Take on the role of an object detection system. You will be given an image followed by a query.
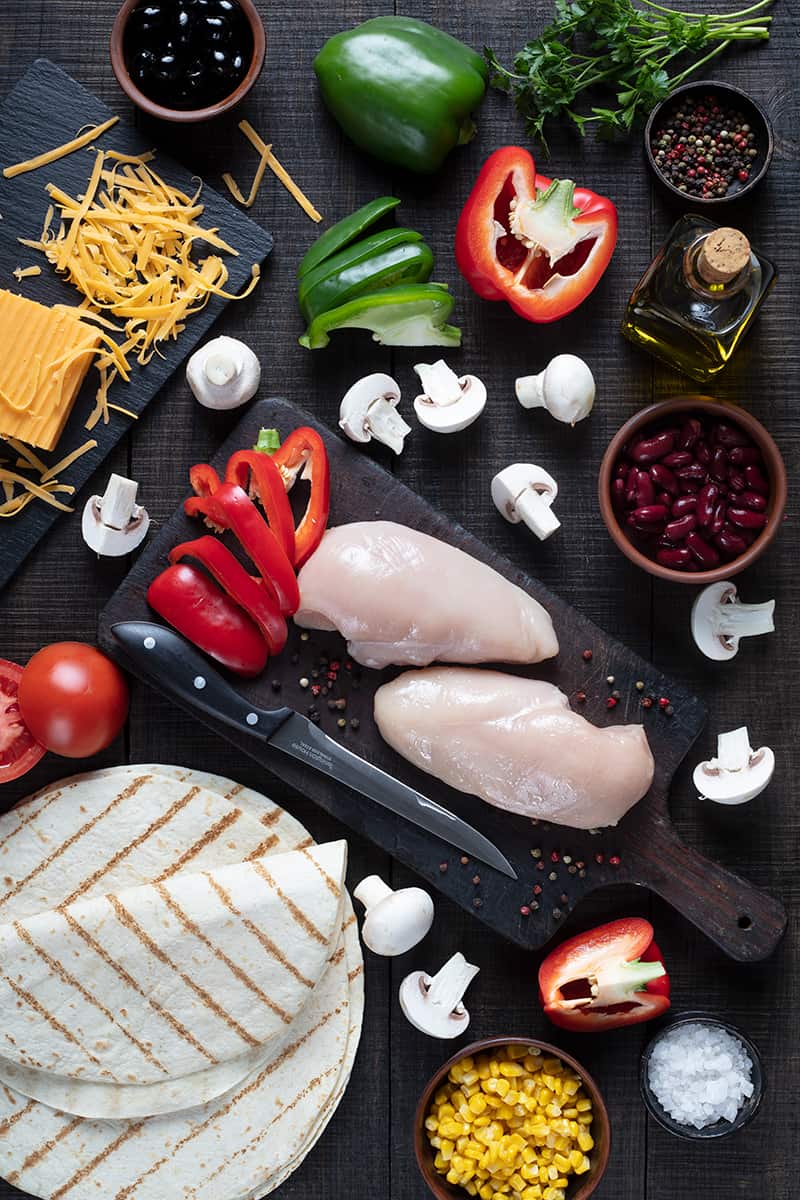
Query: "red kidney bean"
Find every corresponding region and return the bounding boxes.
[727,468,747,492]
[657,547,693,568]
[715,526,748,557]
[671,494,698,517]
[662,450,694,469]
[740,489,767,512]
[712,421,751,449]
[727,507,767,530]
[635,470,656,507]
[612,477,626,507]
[695,439,711,465]
[615,461,629,479]
[710,446,729,483]
[664,513,697,541]
[729,446,762,466]
[696,482,719,526]
[678,417,702,450]
[655,490,671,507]
[625,466,639,505]
[629,432,676,464]
[686,531,720,568]
[676,464,707,491]
[744,464,769,494]
[649,463,679,495]
[710,501,727,537]
[630,504,669,524]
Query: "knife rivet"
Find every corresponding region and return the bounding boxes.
[246,712,258,726]
[193,676,206,690]
[143,636,156,650]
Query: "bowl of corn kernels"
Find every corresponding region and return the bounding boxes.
[414,1038,610,1200]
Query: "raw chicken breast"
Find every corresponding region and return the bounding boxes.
[374,668,654,829]
[295,522,558,669]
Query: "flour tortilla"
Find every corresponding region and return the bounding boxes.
[0,767,363,1198]
[0,841,345,1084]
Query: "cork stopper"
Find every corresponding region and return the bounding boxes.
[697,228,751,285]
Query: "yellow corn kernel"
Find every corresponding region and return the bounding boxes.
[441,1139,455,1161]
[465,1184,477,1197]
[523,1054,541,1071]
[575,1098,592,1112]
[441,1120,467,1139]
[474,1116,492,1128]
[447,1169,461,1185]
[439,1103,456,1119]
[470,1094,488,1115]
[490,1060,501,1078]
[507,1044,528,1060]
[500,1062,524,1078]
[576,1156,591,1175]
[577,1130,594,1152]
[552,1154,571,1174]
[563,1108,578,1119]
[563,1079,580,1097]
[553,1179,568,1189]
[479,1187,494,1200]
[495,1078,511,1098]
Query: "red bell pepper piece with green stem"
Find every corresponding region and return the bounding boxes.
[224,450,296,563]
[168,536,287,656]
[184,483,300,615]
[269,427,331,568]
[538,917,670,1032]
[455,146,617,323]
[147,563,269,677]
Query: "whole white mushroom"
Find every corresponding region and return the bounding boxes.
[353,875,434,956]
[515,354,595,425]
[186,336,261,410]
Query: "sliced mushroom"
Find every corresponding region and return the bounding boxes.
[82,474,150,557]
[399,952,480,1038]
[491,463,560,541]
[693,726,775,805]
[515,354,595,426]
[338,373,410,455]
[413,359,486,433]
[186,336,261,410]
[691,580,775,661]
[353,875,434,956]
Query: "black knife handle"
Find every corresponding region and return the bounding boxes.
[111,621,293,741]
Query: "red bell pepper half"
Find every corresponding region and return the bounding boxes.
[539,918,670,1032]
[168,536,288,656]
[184,483,300,616]
[147,563,268,677]
[270,427,330,568]
[455,146,617,323]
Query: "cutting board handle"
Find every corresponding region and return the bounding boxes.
[627,816,786,962]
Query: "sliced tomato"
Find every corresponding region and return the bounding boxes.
[0,658,45,783]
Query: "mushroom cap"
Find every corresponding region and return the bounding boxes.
[398,971,470,1038]
[694,745,775,805]
[691,581,739,661]
[542,354,596,424]
[413,363,486,434]
[360,887,434,956]
[339,373,408,452]
[491,463,560,539]
[186,336,261,410]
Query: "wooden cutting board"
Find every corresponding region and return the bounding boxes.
[99,398,787,961]
[0,59,273,590]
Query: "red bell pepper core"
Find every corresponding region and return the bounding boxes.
[455,145,617,323]
[538,917,670,1032]
[271,427,331,568]
[147,563,268,677]
[184,483,300,616]
[224,450,296,564]
[168,536,288,656]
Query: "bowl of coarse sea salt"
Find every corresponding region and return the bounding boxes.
[640,1012,764,1139]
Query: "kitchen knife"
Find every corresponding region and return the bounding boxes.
[112,621,517,879]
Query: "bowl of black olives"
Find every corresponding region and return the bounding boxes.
[111,0,266,122]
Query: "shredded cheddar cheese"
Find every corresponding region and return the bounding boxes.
[224,121,322,222]
[12,265,42,281]
[2,117,120,178]
[0,437,96,517]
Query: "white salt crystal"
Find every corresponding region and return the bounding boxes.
[647,1021,754,1130]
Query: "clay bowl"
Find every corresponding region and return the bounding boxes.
[598,396,787,585]
[110,0,266,123]
[644,80,774,206]
[414,1036,611,1200]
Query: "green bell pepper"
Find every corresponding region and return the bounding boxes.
[297,196,400,280]
[299,284,462,350]
[314,17,488,174]
[298,228,428,321]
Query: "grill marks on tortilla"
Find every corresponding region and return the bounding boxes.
[0,1097,34,1135]
[300,845,342,898]
[0,788,62,852]
[60,911,217,1065]
[6,1116,83,1185]
[108,895,260,1048]
[0,973,105,1070]
[153,881,292,1025]
[250,859,328,945]
[50,1123,146,1200]
[154,807,241,881]
[11,922,170,1076]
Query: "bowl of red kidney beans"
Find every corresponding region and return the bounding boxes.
[598,397,787,583]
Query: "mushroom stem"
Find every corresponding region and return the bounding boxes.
[515,486,561,540]
[716,726,754,772]
[353,875,392,910]
[100,474,139,530]
[426,953,480,1014]
[515,373,546,410]
[712,596,775,641]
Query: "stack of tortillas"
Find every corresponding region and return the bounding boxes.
[0,764,363,1200]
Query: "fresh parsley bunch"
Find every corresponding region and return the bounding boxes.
[486,0,772,153]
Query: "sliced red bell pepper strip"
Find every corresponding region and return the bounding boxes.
[224,450,296,564]
[147,562,268,677]
[270,427,331,568]
[184,483,300,616]
[189,464,222,499]
[538,917,670,1032]
[168,536,287,656]
[455,145,617,323]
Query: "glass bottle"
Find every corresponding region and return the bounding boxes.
[621,214,776,382]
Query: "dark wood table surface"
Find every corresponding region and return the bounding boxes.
[1,2,797,1198]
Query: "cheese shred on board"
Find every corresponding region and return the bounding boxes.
[0,437,97,518]
[2,117,120,179]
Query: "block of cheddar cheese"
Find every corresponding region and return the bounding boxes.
[0,288,99,451]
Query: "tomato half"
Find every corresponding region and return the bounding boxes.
[0,658,46,783]
[19,643,129,759]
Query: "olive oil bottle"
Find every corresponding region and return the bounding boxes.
[621,214,776,382]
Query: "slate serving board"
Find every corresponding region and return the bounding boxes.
[0,59,273,590]
[100,398,787,961]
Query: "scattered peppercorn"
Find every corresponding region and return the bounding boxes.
[335,698,347,711]
[536,860,545,871]
[642,695,654,709]
[299,677,309,689]
[665,704,674,717]
[609,855,621,867]
[595,853,604,864]
[576,861,585,870]
[473,897,483,908]
[578,869,586,879]
[548,871,557,881]
[311,684,321,697]
[606,674,615,685]
[460,856,469,866]
[659,697,671,710]
[568,864,577,875]
[575,690,587,704]
[300,631,309,641]
[606,697,618,709]
[350,717,360,731]
[611,690,620,700]
[635,680,645,691]
[307,706,320,723]
[650,92,759,199]
[337,717,346,729]
[439,861,448,873]
[560,893,569,904]
[531,900,540,911]
[562,855,572,865]
[533,884,542,895]
[550,850,560,863]
[472,874,481,886]
[552,908,563,920]
[271,679,281,692]
[520,905,531,917]
[582,649,593,661]
[531,847,542,859]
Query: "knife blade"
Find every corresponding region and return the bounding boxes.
[111,621,517,879]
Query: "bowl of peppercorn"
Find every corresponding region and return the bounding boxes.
[645,81,773,205]
[111,0,266,123]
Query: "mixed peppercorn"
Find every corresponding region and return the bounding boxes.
[650,92,759,199]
